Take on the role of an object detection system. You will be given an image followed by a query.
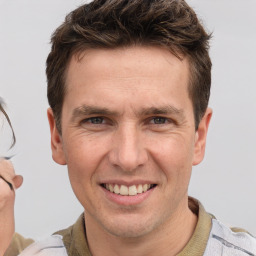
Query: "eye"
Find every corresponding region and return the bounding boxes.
[87,117,104,124]
[79,116,112,131]
[151,117,168,124]
[81,117,105,125]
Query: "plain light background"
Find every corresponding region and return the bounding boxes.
[0,0,255,239]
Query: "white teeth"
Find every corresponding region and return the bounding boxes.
[143,184,148,192]
[120,185,129,195]
[114,184,120,194]
[128,185,137,196]
[109,184,114,192]
[104,183,154,196]
[137,184,143,194]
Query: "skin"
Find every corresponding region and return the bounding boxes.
[0,158,23,256]
[48,46,212,256]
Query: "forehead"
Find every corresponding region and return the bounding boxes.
[64,46,191,111]
[67,46,189,86]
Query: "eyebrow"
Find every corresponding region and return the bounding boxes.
[72,105,185,120]
[71,105,120,121]
[138,105,184,117]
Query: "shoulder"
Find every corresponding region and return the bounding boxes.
[204,219,256,256]
[5,233,34,256]
[54,214,91,256]
[18,235,68,256]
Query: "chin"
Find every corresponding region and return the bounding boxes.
[106,225,152,238]
[100,214,160,239]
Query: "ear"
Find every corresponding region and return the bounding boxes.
[47,108,67,165]
[192,108,212,166]
[13,175,23,189]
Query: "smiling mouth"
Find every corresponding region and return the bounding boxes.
[101,183,157,196]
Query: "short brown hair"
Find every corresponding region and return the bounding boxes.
[0,98,16,148]
[47,0,211,132]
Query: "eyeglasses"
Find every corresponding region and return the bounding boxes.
[0,156,14,190]
[0,99,16,191]
[0,174,13,190]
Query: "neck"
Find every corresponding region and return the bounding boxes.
[85,197,198,256]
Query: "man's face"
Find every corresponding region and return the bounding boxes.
[48,46,211,238]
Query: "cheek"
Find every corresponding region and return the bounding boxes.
[151,134,194,165]
[145,136,194,214]
[63,134,110,184]
[65,141,100,209]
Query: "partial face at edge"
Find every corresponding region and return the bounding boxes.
[48,46,211,238]
[0,158,23,190]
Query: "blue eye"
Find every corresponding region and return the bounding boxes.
[152,117,167,124]
[89,117,104,124]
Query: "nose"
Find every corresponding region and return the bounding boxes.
[108,124,148,172]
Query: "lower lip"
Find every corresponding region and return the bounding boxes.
[101,186,156,206]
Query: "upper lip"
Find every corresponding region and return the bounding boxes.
[99,180,157,186]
